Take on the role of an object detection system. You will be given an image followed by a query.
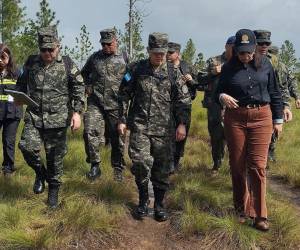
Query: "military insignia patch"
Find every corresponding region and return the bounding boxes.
[123,72,131,82]
[71,68,77,75]
[182,84,189,94]
[76,75,83,82]
[241,34,249,44]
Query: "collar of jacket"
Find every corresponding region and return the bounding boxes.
[98,49,120,57]
[37,53,63,64]
[147,59,168,73]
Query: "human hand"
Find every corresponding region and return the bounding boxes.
[118,123,127,135]
[219,94,239,109]
[71,112,81,131]
[283,107,293,122]
[176,124,186,141]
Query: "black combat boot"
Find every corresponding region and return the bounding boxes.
[212,159,222,175]
[86,163,101,180]
[33,165,46,194]
[47,184,60,209]
[2,165,15,177]
[153,187,168,222]
[136,182,150,217]
[113,168,123,182]
[174,156,182,171]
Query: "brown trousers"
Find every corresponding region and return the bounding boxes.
[224,105,273,218]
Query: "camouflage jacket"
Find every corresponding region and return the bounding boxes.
[287,67,300,100]
[118,59,191,136]
[268,53,290,107]
[16,54,85,129]
[81,50,127,110]
[169,60,197,100]
[197,53,227,108]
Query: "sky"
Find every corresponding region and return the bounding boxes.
[21,0,300,59]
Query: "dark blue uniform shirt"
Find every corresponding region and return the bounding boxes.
[216,55,283,121]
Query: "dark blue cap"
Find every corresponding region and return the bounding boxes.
[235,29,256,53]
[226,36,236,45]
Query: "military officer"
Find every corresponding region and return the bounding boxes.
[118,33,191,221]
[254,30,290,162]
[81,28,127,182]
[167,41,196,170]
[16,26,85,208]
[197,36,235,173]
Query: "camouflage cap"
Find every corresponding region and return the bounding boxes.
[38,25,59,49]
[148,32,168,53]
[268,45,279,55]
[100,28,116,43]
[168,42,181,52]
[253,30,272,43]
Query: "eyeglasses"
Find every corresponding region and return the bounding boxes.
[101,42,113,47]
[40,48,55,53]
[257,42,271,47]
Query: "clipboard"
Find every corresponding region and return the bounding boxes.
[4,89,39,108]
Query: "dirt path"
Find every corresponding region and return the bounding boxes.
[110,197,200,250]
[268,173,300,215]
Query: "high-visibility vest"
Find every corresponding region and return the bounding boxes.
[0,78,17,102]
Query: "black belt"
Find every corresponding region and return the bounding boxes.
[240,103,268,109]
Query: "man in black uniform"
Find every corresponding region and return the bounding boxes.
[167,42,197,170]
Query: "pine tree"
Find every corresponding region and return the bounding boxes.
[194,52,205,72]
[63,25,94,68]
[15,0,60,64]
[0,0,27,65]
[118,0,146,62]
[279,40,298,72]
[182,39,196,65]
[0,0,25,43]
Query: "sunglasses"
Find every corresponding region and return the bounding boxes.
[167,51,175,54]
[101,42,113,47]
[40,48,55,53]
[257,42,271,46]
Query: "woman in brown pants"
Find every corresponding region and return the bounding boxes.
[217,29,283,231]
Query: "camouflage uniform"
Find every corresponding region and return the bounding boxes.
[81,29,126,173]
[254,30,288,161]
[17,26,85,186]
[119,35,191,191]
[269,46,300,101]
[167,42,196,169]
[197,53,227,169]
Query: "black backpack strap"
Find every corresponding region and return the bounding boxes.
[122,50,129,64]
[179,60,189,75]
[62,55,72,77]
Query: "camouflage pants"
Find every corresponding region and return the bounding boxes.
[129,131,173,191]
[83,104,125,170]
[18,119,67,185]
[207,103,225,166]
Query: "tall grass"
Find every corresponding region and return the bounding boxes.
[168,94,300,249]
[0,93,300,249]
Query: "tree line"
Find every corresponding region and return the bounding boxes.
[1,0,299,80]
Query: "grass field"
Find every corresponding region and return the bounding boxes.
[0,93,300,249]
